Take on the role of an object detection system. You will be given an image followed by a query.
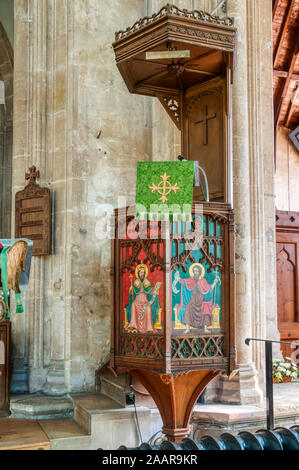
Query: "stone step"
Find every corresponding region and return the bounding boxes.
[8,392,163,449]
[10,394,74,420]
[71,393,162,450]
[100,372,157,409]
[100,373,127,407]
[39,418,91,450]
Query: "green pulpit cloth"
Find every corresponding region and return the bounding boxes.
[136,162,194,219]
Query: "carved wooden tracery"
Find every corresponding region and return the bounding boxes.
[112,202,235,375]
[115,3,234,41]
[120,238,165,274]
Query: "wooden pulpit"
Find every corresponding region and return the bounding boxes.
[110,203,236,441]
[110,4,237,442]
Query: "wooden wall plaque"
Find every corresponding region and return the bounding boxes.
[15,167,51,256]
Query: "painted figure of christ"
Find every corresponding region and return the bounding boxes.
[176,265,218,333]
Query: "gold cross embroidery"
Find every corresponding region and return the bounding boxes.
[149,173,180,203]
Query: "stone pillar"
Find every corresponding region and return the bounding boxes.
[209,0,261,405]
[12,0,153,395]
[211,0,278,404]
[247,0,281,375]
[11,0,32,393]
[13,0,68,395]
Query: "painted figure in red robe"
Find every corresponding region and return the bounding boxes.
[176,264,219,333]
[125,264,161,334]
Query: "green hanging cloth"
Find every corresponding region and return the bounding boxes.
[0,246,10,319]
[15,292,24,314]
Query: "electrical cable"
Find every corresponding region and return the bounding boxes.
[133,399,143,445]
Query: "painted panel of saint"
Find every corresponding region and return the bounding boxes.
[172,261,222,334]
[123,264,163,334]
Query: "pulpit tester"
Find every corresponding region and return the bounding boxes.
[109,4,238,442]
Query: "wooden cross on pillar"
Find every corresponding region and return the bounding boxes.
[195,105,217,146]
[25,166,40,186]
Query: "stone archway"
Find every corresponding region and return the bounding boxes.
[0,22,13,238]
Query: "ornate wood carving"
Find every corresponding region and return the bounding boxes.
[115,4,234,41]
[158,94,181,130]
[113,5,236,204]
[276,210,299,360]
[113,5,237,93]
[15,167,51,256]
[120,238,165,274]
[111,202,235,376]
[0,321,11,417]
[129,368,219,442]
[110,6,237,441]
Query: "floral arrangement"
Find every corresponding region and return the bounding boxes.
[273,358,299,383]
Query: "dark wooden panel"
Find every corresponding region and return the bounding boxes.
[276,210,299,360]
[277,243,296,323]
[15,167,51,256]
[0,321,11,417]
[183,78,227,201]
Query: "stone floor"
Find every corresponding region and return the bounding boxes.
[3,392,162,450]
[10,394,74,420]
[2,382,299,449]
[192,382,299,439]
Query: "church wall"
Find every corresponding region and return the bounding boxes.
[10,0,279,400]
[67,0,153,390]
[275,126,299,212]
[12,0,153,394]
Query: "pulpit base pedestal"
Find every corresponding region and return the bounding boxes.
[129,368,220,442]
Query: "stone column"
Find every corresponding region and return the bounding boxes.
[209,0,261,405]
[13,0,71,395]
[13,0,154,396]
[247,0,281,376]
[11,0,32,393]
[212,0,279,404]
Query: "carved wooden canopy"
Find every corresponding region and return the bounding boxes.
[113,4,237,99]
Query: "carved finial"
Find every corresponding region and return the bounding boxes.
[25,166,40,186]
